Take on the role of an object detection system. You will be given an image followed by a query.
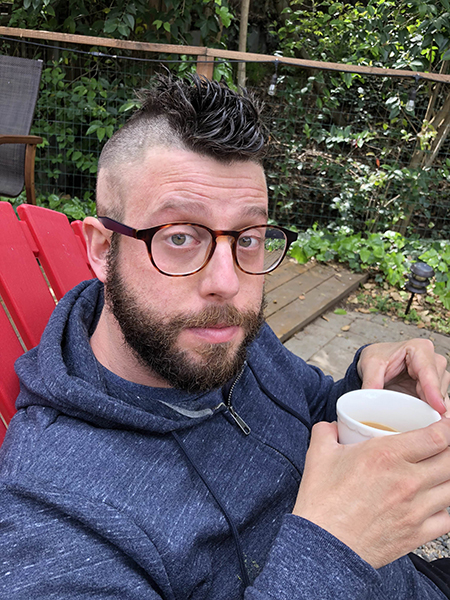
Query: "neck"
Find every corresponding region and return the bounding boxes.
[90,308,171,388]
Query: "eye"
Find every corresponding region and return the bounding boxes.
[238,231,262,249]
[171,233,189,246]
[238,236,253,248]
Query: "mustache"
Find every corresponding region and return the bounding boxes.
[170,304,253,330]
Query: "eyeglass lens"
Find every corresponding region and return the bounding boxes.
[150,225,287,275]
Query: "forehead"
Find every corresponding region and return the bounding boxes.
[121,147,268,227]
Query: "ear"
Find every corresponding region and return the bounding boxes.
[83,217,111,282]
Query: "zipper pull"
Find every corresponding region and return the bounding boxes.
[228,405,251,436]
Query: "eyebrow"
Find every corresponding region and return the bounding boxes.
[153,200,268,222]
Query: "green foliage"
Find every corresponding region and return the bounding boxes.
[275,0,450,69]
[1,193,96,221]
[29,54,144,201]
[264,1,450,237]
[9,0,234,48]
[289,226,450,308]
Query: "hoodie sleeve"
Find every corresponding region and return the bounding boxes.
[245,515,447,600]
[0,482,173,600]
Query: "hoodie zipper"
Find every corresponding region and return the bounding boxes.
[215,363,251,436]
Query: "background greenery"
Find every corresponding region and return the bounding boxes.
[1,0,450,316]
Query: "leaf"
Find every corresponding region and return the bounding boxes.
[117,24,129,36]
[124,14,135,29]
[341,325,351,331]
[334,308,347,315]
[104,19,118,33]
[85,123,99,136]
[96,128,106,142]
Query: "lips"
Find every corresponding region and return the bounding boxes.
[187,325,240,344]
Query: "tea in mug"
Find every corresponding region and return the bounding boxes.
[360,421,398,432]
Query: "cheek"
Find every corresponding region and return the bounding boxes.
[239,275,264,308]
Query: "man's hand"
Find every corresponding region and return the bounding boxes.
[357,339,450,414]
[293,419,450,569]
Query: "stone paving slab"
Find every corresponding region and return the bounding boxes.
[285,308,450,380]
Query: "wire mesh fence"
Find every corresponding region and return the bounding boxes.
[257,67,450,239]
[1,35,450,239]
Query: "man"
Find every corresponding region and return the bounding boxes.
[1,73,450,599]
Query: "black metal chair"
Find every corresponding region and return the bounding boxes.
[0,55,43,205]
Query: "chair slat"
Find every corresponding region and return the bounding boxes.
[0,303,23,423]
[0,202,56,349]
[17,205,93,300]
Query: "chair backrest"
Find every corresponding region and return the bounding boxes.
[0,55,43,197]
[0,202,95,443]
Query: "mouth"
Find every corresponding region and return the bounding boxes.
[186,324,241,344]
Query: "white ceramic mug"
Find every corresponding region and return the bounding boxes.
[336,389,441,444]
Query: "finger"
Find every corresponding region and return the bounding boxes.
[441,369,450,399]
[417,509,450,551]
[309,421,339,448]
[415,447,450,489]
[414,363,447,414]
[403,345,447,412]
[393,418,450,464]
[360,361,387,391]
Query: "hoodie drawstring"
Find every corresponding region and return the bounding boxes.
[171,430,251,589]
[171,362,311,592]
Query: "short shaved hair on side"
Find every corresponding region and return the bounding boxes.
[96,73,268,219]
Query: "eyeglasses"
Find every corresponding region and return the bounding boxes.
[98,216,298,277]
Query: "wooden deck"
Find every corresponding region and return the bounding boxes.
[265,260,368,342]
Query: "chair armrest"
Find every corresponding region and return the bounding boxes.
[0,135,43,145]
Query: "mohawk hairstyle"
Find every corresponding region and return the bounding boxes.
[96,73,267,218]
[127,73,267,162]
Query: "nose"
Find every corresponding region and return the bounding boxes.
[197,236,240,300]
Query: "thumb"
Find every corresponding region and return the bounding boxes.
[310,421,339,448]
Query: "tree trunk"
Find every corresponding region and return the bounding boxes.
[237,0,251,88]
[398,62,450,234]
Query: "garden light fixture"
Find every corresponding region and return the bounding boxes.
[268,60,279,96]
[405,261,434,315]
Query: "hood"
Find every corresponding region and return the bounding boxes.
[15,279,227,433]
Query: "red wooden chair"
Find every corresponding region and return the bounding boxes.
[0,202,95,443]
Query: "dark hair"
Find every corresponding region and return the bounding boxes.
[97,73,267,219]
[126,73,267,162]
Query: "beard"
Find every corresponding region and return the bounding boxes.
[104,237,265,393]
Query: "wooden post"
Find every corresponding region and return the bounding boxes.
[24,144,38,205]
[196,55,214,80]
[237,0,251,88]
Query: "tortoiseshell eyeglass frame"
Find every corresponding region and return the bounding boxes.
[97,216,298,277]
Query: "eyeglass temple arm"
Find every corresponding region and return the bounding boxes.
[283,228,298,246]
[97,216,138,239]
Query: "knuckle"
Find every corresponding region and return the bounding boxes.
[436,353,448,370]
[420,338,435,352]
[398,476,419,502]
[370,445,397,469]
[427,426,449,452]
